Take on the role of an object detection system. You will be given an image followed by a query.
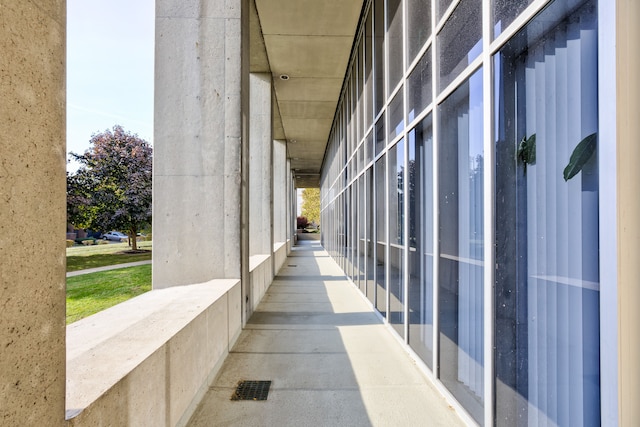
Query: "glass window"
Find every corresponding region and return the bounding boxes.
[350,185,358,282]
[375,113,386,155]
[375,155,387,316]
[350,75,357,153]
[407,48,432,124]
[494,1,599,425]
[365,7,374,129]
[388,139,405,337]
[436,0,454,22]
[407,0,431,64]
[388,88,404,142]
[387,0,404,95]
[374,0,385,115]
[345,186,353,279]
[366,130,374,165]
[492,0,534,39]
[358,175,366,294]
[437,0,482,92]
[366,166,376,304]
[358,41,364,142]
[438,68,484,425]
[408,115,434,369]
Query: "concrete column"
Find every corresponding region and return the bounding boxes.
[0,2,66,425]
[249,74,272,256]
[273,140,287,244]
[616,0,640,423]
[289,161,294,244]
[154,0,249,288]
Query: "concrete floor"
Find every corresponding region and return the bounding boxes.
[187,241,466,427]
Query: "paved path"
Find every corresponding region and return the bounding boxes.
[66,260,152,277]
[187,241,465,427]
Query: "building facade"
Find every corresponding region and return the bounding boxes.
[320,0,636,425]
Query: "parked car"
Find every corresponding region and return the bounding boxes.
[102,231,128,241]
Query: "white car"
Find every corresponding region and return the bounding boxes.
[102,231,128,241]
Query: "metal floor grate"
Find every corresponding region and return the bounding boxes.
[231,380,272,401]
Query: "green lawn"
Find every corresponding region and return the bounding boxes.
[66,241,152,271]
[66,265,151,324]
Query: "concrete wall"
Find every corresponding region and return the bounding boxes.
[0,2,67,425]
[616,0,640,423]
[248,255,273,312]
[66,280,241,427]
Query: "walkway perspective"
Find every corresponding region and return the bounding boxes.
[188,241,465,426]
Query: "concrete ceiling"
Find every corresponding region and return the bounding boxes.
[250,0,364,188]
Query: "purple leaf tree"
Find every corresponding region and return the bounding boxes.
[68,125,152,251]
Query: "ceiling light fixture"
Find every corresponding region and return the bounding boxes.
[279,74,290,81]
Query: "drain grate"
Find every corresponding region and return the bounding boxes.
[287,264,297,267]
[231,380,271,401]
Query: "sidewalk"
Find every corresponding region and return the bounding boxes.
[66,260,152,278]
[187,241,465,426]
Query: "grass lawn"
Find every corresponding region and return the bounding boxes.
[66,265,151,324]
[66,241,152,272]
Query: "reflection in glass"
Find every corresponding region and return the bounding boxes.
[438,68,484,425]
[374,0,385,115]
[375,155,387,316]
[388,89,405,142]
[357,42,364,142]
[437,0,482,92]
[436,0,454,21]
[358,175,366,294]
[366,166,376,304]
[494,1,600,425]
[375,114,386,155]
[407,48,432,124]
[365,7,373,129]
[352,184,358,284]
[492,0,533,39]
[389,139,405,337]
[408,115,433,369]
[366,131,374,165]
[345,189,351,278]
[387,0,404,95]
[407,0,431,64]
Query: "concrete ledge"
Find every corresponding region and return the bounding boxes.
[249,254,273,311]
[66,279,241,427]
[296,231,320,240]
[274,241,288,273]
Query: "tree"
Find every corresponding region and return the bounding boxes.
[301,188,320,226]
[297,216,308,229]
[68,125,152,251]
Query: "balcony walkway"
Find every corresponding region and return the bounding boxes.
[187,241,466,426]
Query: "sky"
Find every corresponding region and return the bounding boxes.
[67,0,155,172]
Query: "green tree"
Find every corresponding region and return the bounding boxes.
[67,125,152,251]
[301,188,320,226]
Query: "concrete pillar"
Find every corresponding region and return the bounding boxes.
[0,2,66,425]
[154,0,249,288]
[249,74,272,256]
[273,140,287,244]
